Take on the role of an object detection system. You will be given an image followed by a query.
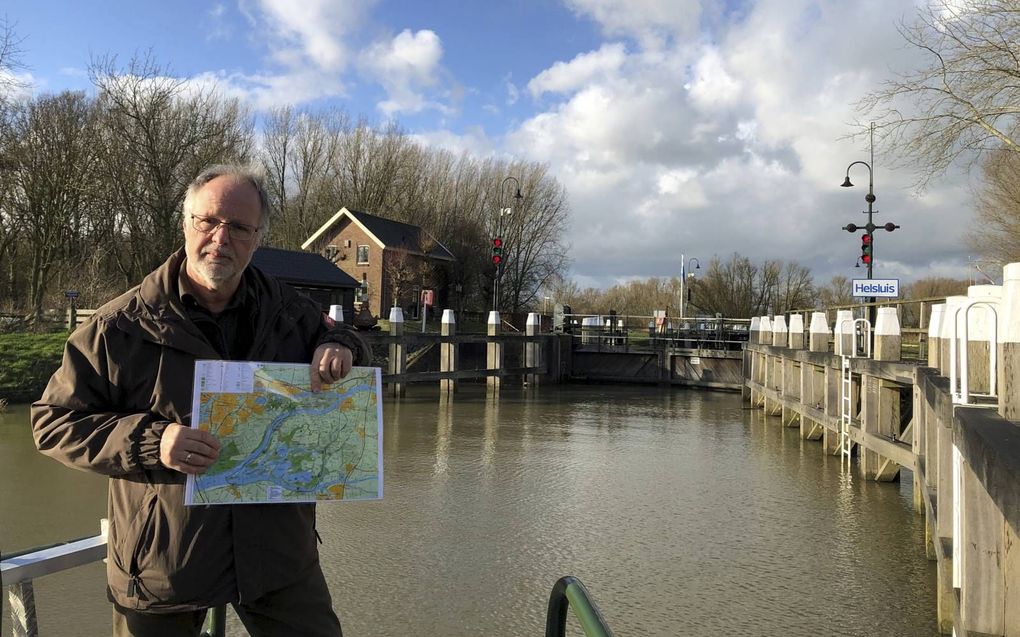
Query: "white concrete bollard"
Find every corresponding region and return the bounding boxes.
[939,295,967,378]
[998,264,1020,421]
[809,312,830,353]
[834,310,854,356]
[328,304,344,323]
[388,306,405,397]
[772,315,788,347]
[927,303,944,370]
[787,314,805,349]
[487,311,502,391]
[874,307,901,361]
[962,285,1001,395]
[440,309,457,394]
[759,316,772,345]
[526,312,541,387]
[749,316,761,345]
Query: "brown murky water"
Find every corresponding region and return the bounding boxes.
[1,385,936,636]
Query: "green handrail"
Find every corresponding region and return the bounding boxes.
[545,576,614,637]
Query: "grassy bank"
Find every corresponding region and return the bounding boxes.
[0,332,67,404]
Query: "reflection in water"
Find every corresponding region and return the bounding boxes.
[434,394,452,476]
[2,386,936,637]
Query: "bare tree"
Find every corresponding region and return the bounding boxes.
[262,106,344,248]
[90,53,253,284]
[6,92,100,320]
[967,149,1020,266]
[689,253,814,318]
[0,17,27,104]
[856,1,1020,186]
[816,275,855,308]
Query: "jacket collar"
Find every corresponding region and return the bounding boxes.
[122,248,289,359]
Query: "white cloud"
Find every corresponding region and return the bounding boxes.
[499,0,976,286]
[565,0,702,48]
[687,47,741,110]
[527,43,627,97]
[360,29,445,115]
[257,0,374,71]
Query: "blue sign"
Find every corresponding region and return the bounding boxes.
[851,279,899,298]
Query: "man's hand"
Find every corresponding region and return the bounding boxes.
[160,423,221,475]
[310,343,354,392]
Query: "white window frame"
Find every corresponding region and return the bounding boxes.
[356,244,370,264]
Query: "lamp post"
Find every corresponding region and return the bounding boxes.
[493,176,523,313]
[840,125,900,280]
[679,255,700,319]
[840,125,900,320]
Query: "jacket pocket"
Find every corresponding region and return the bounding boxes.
[111,486,159,605]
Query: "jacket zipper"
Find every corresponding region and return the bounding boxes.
[127,491,159,600]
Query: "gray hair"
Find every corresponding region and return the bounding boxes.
[183,164,271,239]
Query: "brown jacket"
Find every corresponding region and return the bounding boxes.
[31,249,371,612]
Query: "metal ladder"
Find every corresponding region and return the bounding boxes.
[839,355,853,459]
[837,318,872,459]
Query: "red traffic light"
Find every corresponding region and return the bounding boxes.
[862,234,872,245]
[861,255,871,264]
[492,255,502,265]
[492,238,503,248]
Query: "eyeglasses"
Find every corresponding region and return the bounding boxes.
[190,214,260,242]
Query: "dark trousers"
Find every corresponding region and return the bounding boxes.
[112,565,342,637]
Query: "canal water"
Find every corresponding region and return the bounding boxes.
[1,385,936,636]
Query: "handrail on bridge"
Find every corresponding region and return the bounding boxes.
[1,527,225,637]
[545,576,615,637]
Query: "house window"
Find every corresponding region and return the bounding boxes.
[344,239,352,248]
[356,245,369,264]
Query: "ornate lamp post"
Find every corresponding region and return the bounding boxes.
[840,125,900,320]
[492,176,523,313]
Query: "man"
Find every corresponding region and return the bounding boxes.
[32,165,370,636]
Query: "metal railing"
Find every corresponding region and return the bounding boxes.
[5,532,612,637]
[545,576,614,637]
[1,526,224,637]
[563,313,751,352]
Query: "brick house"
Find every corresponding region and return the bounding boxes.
[301,208,456,319]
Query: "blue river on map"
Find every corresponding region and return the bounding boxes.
[196,383,375,495]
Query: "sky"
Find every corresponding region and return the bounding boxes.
[2,0,990,289]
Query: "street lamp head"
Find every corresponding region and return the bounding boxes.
[841,176,854,188]
[513,187,523,201]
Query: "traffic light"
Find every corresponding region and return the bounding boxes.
[861,233,872,265]
[491,237,503,265]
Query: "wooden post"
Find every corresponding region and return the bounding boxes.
[525,312,540,387]
[388,307,405,397]
[927,303,944,371]
[440,309,457,395]
[939,295,966,379]
[759,316,773,413]
[964,285,1001,395]
[1000,263,1020,421]
[746,316,761,403]
[487,310,502,393]
[787,314,804,350]
[834,310,853,356]
[808,312,829,353]
[749,316,760,346]
[771,314,787,347]
[862,307,901,481]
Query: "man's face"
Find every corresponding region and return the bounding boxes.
[183,175,262,292]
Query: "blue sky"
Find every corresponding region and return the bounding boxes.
[3,0,987,289]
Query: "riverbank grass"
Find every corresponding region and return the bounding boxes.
[0,332,67,404]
